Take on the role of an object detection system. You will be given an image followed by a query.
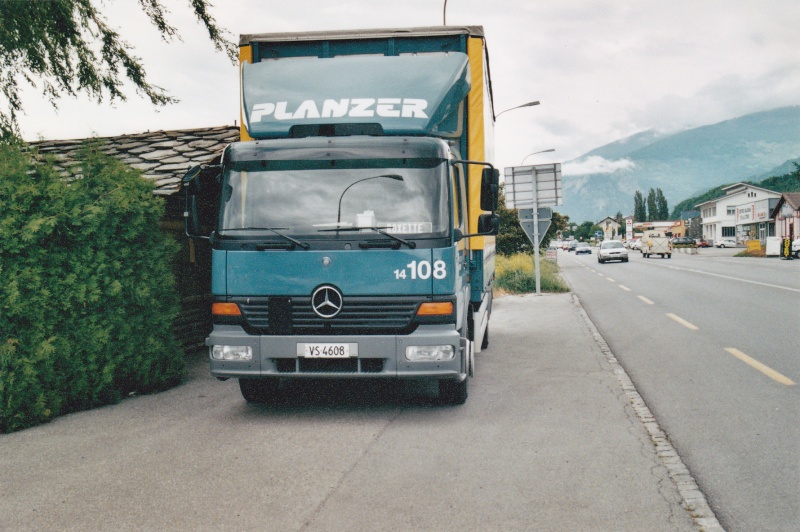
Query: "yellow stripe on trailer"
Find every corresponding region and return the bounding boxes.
[239,45,254,142]
[466,36,495,249]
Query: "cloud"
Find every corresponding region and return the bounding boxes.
[563,156,636,176]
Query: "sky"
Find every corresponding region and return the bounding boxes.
[13,0,800,173]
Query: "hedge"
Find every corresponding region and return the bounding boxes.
[0,142,183,433]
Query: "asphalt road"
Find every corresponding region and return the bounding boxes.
[1,292,697,531]
[559,246,800,532]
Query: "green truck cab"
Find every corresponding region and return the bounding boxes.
[184,26,498,404]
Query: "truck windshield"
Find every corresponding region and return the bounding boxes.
[218,160,449,238]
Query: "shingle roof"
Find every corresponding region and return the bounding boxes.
[28,125,239,196]
[783,192,800,210]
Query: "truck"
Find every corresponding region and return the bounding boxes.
[183,26,500,404]
[639,227,672,258]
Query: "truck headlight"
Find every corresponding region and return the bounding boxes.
[405,345,455,361]
[211,345,253,361]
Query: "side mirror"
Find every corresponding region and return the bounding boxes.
[480,167,500,212]
[477,213,500,235]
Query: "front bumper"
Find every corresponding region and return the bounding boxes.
[206,324,467,381]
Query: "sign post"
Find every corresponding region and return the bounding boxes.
[504,163,563,295]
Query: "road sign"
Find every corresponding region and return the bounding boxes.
[504,163,562,296]
[518,208,552,247]
[503,164,563,209]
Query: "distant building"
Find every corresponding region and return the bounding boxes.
[680,210,702,239]
[770,192,800,241]
[597,216,621,240]
[696,183,782,245]
[631,220,684,236]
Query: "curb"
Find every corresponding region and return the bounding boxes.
[570,293,725,531]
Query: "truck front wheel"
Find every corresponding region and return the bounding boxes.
[439,377,468,405]
[239,378,279,404]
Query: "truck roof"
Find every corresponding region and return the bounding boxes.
[240,26,484,46]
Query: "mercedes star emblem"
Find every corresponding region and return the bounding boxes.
[311,285,343,319]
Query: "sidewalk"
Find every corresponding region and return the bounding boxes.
[485,292,722,531]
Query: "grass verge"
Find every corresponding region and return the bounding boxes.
[496,253,570,294]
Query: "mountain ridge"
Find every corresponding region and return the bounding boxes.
[557,106,800,223]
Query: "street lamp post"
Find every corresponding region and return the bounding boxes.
[495,100,540,120]
[520,149,555,166]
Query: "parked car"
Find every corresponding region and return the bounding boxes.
[575,242,592,255]
[671,236,695,246]
[598,240,629,263]
[715,238,737,248]
[792,238,800,258]
[695,239,710,248]
[627,239,641,251]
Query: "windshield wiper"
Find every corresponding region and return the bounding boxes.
[319,225,416,249]
[221,227,309,250]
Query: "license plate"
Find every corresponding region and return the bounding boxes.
[299,343,354,358]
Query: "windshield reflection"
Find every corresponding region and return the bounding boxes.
[218,163,448,237]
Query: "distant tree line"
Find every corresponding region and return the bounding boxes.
[633,187,669,221]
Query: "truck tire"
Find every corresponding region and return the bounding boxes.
[239,378,279,404]
[439,377,468,405]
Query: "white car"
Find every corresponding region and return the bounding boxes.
[598,240,629,263]
[715,238,737,248]
[792,238,800,258]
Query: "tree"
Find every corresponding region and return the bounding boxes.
[633,190,646,222]
[1,142,183,432]
[614,211,624,238]
[496,188,532,256]
[0,0,236,139]
[545,210,569,247]
[574,221,601,241]
[655,188,669,220]
[646,188,657,221]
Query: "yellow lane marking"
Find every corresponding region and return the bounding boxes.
[667,313,699,330]
[619,285,631,291]
[724,348,796,386]
[638,295,654,305]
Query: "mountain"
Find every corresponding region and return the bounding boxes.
[557,106,800,223]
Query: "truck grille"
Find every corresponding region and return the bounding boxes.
[275,358,385,374]
[234,296,423,335]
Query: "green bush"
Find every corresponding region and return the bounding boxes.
[496,254,569,294]
[0,142,183,433]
